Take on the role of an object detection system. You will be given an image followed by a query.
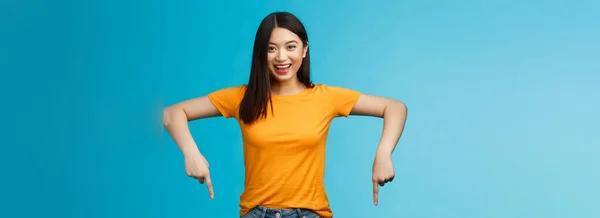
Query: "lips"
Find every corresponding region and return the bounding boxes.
[274,64,291,69]
[274,64,292,75]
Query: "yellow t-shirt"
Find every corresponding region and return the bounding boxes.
[207,84,361,218]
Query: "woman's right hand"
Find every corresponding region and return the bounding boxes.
[184,152,214,199]
[163,95,223,200]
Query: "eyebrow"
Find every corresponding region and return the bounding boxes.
[269,40,299,45]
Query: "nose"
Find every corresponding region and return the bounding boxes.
[275,50,287,61]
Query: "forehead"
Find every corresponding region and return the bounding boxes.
[269,27,301,44]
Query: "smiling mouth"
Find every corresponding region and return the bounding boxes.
[275,64,291,69]
[274,64,292,74]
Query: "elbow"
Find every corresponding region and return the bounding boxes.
[163,107,173,128]
[381,99,407,118]
[398,100,407,111]
[399,101,408,115]
[163,106,183,128]
[391,100,407,115]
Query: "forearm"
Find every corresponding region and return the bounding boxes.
[376,101,408,156]
[163,107,201,156]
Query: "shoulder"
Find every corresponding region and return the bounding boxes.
[206,84,247,118]
[208,84,247,97]
[309,83,361,96]
[309,84,362,117]
[207,84,247,105]
[219,84,248,92]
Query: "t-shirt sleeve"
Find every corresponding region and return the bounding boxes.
[326,85,362,117]
[207,85,246,119]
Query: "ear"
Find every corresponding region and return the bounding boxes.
[303,43,308,58]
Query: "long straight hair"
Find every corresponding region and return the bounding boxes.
[239,12,313,125]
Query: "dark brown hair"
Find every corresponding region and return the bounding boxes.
[239,12,313,125]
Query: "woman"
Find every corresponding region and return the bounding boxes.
[163,11,408,218]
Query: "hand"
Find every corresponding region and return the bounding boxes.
[184,152,214,199]
[372,152,395,206]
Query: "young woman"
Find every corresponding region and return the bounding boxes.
[163,12,408,218]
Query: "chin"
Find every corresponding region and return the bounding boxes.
[269,70,298,83]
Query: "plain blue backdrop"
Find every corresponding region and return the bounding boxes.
[2,0,599,217]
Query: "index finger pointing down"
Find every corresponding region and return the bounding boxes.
[206,176,214,199]
[373,181,379,206]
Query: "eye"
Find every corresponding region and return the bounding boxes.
[287,45,297,50]
[268,46,276,52]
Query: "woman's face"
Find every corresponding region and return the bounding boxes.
[267,27,307,83]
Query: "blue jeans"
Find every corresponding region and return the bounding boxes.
[241,206,322,218]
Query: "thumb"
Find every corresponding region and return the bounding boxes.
[373,181,379,206]
[206,176,214,199]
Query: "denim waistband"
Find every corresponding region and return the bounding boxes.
[244,205,320,218]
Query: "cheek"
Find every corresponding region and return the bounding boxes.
[290,51,304,64]
[267,53,275,64]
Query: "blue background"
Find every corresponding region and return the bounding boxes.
[1,0,599,217]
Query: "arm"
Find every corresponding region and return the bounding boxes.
[164,95,222,199]
[163,96,222,157]
[349,93,408,206]
[350,94,408,156]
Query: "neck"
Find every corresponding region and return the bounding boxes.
[271,78,305,96]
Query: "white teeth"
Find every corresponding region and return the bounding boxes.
[275,64,291,69]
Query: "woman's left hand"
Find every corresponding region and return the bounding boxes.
[372,152,395,206]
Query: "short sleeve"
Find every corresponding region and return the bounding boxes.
[325,85,362,117]
[207,85,246,119]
